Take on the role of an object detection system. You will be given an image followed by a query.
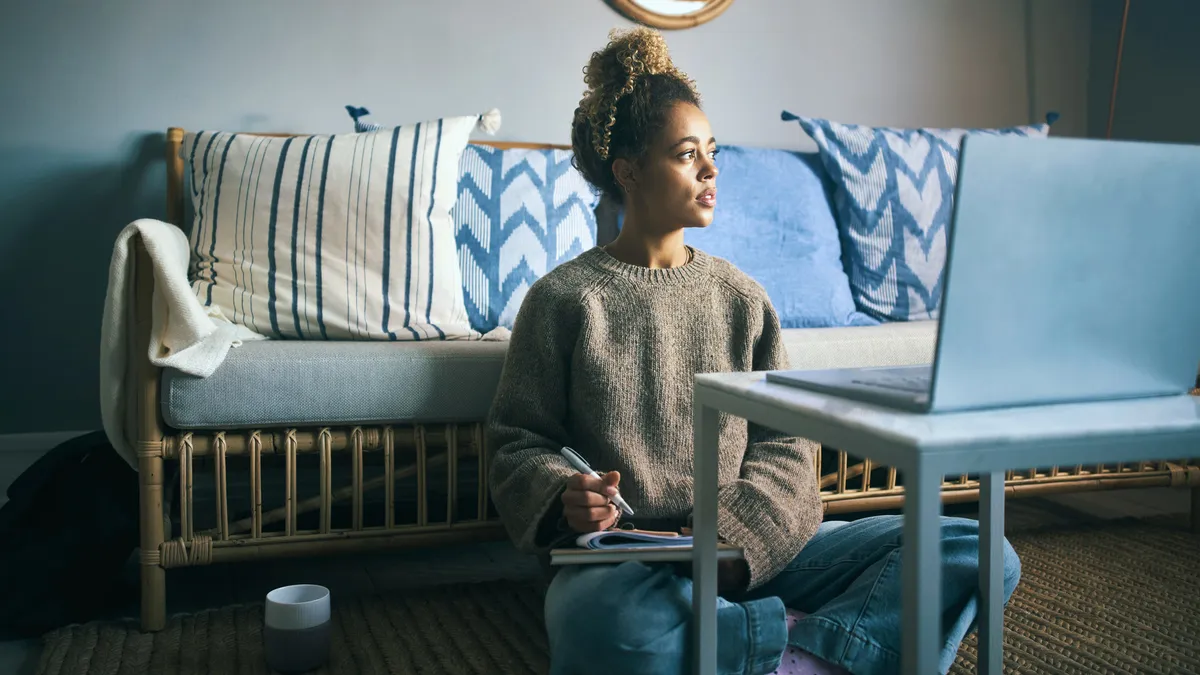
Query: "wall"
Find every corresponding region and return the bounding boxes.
[0,0,1092,434]
[1088,0,1200,144]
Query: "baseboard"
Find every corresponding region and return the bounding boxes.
[0,431,92,454]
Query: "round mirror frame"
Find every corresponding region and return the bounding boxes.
[607,0,735,30]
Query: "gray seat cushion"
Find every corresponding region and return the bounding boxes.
[161,340,508,430]
[162,322,939,430]
[780,320,937,370]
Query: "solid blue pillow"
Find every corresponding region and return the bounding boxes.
[618,145,874,328]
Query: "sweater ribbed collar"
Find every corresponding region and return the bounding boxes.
[583,245,711,285]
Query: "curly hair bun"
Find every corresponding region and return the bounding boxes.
[577,27,698,161]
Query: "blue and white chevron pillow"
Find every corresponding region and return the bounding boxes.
[784,111,1056,322]
[347,106,600,334]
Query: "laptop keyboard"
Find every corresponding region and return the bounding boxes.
[850,372,930,392]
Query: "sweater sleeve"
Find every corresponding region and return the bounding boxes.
[485,280,579,554]
[715,300,824,589]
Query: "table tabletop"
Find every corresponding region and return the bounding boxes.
[695,372,1200,473]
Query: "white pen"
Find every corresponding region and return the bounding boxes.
[559,446,635,516]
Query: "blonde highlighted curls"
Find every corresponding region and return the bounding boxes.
[577,27,699,161]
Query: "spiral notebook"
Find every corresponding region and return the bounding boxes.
[549,529,743,566]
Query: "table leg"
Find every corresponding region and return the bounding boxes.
[692,399,720,675]
[902,466,942,675]
[979,471,1006,674]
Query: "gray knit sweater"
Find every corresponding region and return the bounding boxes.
[486,246,823,589]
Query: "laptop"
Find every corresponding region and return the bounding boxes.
[766,134,1200,413]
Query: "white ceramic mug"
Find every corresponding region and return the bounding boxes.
[263,584,331,673]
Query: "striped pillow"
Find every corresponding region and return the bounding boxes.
[183,113,493,341]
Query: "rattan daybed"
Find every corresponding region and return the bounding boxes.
[124,127,1200,632]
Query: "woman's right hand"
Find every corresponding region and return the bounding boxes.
[561,471,622,533]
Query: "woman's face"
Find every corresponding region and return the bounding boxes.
[619,102,719,231]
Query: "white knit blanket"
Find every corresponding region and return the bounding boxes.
[100,219,264,468]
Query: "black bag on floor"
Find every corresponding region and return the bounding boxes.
[0,431,139,638]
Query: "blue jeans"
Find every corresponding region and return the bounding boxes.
[543,515,1021,675]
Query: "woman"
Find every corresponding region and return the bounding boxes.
[487,27,1021,675]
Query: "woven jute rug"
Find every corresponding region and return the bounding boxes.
[37,513,1200,675]
[949,514,1200,675]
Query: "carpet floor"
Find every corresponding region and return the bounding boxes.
[36,513,1200,674]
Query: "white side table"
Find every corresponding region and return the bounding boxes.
[690,372,1200,675]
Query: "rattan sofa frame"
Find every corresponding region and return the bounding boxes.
[126,127,1200,632]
